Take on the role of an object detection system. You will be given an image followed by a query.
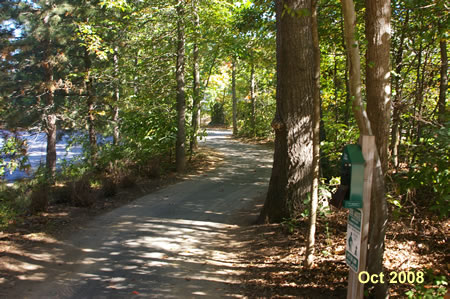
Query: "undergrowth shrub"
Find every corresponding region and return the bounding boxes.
[140,158,161,179]
[0,182,28,228]
[102,176,117,197]
[29,184,49,213]
[392,123,449,219]
[120,174,137,189]
[68,175,96,207]
[0,133,30,179]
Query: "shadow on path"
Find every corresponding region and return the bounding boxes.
[1,129,273,298]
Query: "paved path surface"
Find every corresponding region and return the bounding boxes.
[2,129,273,298]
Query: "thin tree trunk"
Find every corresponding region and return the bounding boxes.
[365,0,391,297]
[416,45,431,144]
[438,37,448,123]
[232,59,238,135]
[341,9,351,125]
[42,56,57,180]
[341,0,372,135]
[411,38,428,164]
[134,55,139,95]
[203,45,219,89]
[305,0,321,268]
[333,52,339,122]
[342,2,389,298]
[190,0,200,155]
[391,106,400,169]
[343,58,351,125]
[221,86,226,103]
[46,114,57,179]
[259,0,314,223]
[113,46,120,145]
[410,39,422,142]
[84,48,97,163]
[250,62,256,137]
[390,10,408,170]
[175,1,186,172]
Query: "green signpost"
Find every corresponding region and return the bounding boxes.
[342,144,365,209]
[344,136,375,299]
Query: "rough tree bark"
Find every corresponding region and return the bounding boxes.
[365,0,391,297]
[232,59,238,135]
[305,0,321,268]
[259,0,314,223]
[189,0,200,155]
[366,0,391,174]
[175,1,186,172]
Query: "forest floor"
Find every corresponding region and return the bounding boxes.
[0,129,448,298]
[235,209,449,298]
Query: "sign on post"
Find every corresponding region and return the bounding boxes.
[346,208,362,273]
[346,135,375,299]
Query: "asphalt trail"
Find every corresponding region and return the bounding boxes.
[3,129,273,298]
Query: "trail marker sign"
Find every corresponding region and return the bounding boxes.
[346,208,362,273]
[346,135,375,299]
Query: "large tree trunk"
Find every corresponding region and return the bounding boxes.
[438,37,448,123]
[189,0,200,155]
[305,0,321,268]
[365,0,391,297]
[259,0,314,223]
[175,1,186,172]
[113,46,120,145]
[232,59,238,135]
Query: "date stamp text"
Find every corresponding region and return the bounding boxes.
[358,271,424,284]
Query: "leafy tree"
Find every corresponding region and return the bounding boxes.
[6,0,77,179]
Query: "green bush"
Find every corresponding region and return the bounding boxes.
[0,134,30,179]
[394,122,450,218]
[405,268,448,299]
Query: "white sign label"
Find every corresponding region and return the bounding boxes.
[346,208,362,273]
